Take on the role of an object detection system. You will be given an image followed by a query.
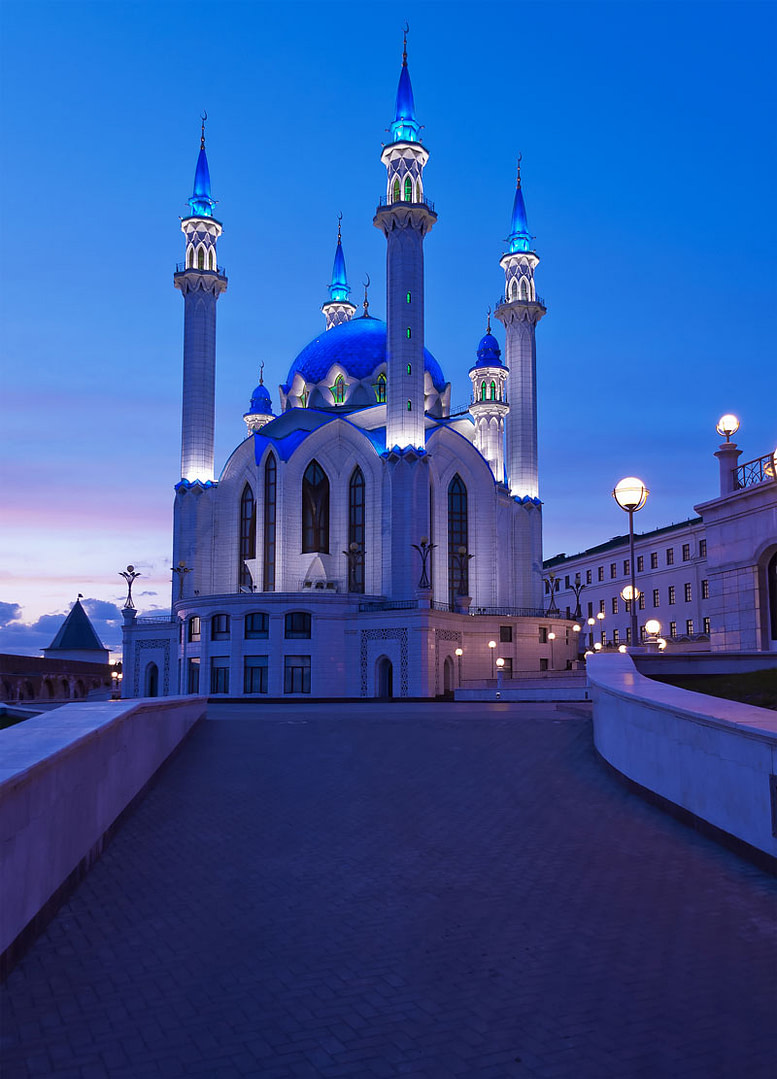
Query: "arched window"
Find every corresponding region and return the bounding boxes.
[375,373,387,403]
[448,474,469,607]
[208,249,214,270]
[404,176,413,201]
[510,278,518,300]
[263,453,276,591]
[197,246,205,270]
[187,247,194,268]
[348,467,365,593]
[520,277,530,300]
[481,381,487,401]
[416,180,422,202]
[393,177,401,202]
[239,484,256,590]
[332,374,345,404]
[302,459,330,553]
[490,381,497,400]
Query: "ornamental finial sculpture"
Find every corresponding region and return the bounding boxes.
[172,560,193,601]
[411,536,437,590]
[119,564,141,610]
[200,110,207,150]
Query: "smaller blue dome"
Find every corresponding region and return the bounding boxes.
[475,331,502,368]
[248,381,273,415]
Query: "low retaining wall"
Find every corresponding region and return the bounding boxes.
[587,654,777,862]
[0,696,206,970]
[634,651,777,678]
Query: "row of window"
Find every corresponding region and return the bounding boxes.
[188,655,311,696]
[186,245,215,271]
[329,373,388,405]
[558,540,707,588]
[391,176,422,203]
[186,611,311,643]
[588,617,710,646]
[477,380,504,402]
[597,580,710,616]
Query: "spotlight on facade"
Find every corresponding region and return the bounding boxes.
[716,414,740,442]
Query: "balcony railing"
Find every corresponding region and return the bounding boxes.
[135,615,175,625]
[494,294,545,309]
[358,599,419,612]
[735,451,777,489]
[175,262,227,276]
[377,195,435,214]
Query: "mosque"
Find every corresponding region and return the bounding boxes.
[122,38,579,698]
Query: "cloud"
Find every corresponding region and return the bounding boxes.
[0,602,22,627]
[81,598,122,622]
[0,598,123,658]
[139,590,158,597]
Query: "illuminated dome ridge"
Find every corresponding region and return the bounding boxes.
[283,315,446,391]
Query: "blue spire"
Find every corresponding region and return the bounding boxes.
[389,26,420,143]
[328,216,350,302]
[507,157,532,253]
[187,114,215,218]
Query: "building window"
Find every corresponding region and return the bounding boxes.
[668,586,676,605]
[211,614,230,640]
[601,631,606,645]
[686,619,694,636]
[682,543,691,561]
[565,575,570,589]
[188,616,201,642]
[197,246,205,270]
[599,599,605,614]
[244,656,268,694]
[407,400,412,411]
[640,625,646,641]
[539,657,548,671]
[245,612,269,639]
[703,617,710,634]
[699,539,707,557]
[500,625,513,643]
[652,588,660,608]
[490,380,497,400]
[610,562,617,579]
[625,627,632,644]
[239,484,256,590]
[406,327,411,339]
[702,579,709,599]
[586,569,592,584]
[302,459,330,553]
[208,249,214,270]
[263,453,277,591]
[284,655,311,694]
[598,566,604,582]
[447,474,469,607]
[285,611,311,639]
[625,598,632,615]
[539,627,548,644]
[392,178,400,202]
[404,176,412,201]
[348,467,365,594]
[187,658,200,694]
[332,374,346,404]
[587,601,593,618]
[669,621,677,637]
[684,582,692,602]
[666,548,674,565]
[650,552,658,569]
[210,657,229,695]
[611,597,618,614]
[637,555,644,572]
[406,292,411,303]
[638,593,645,610]
[375,373,387,403]
[613,629,619,644]
[623,560,630,575]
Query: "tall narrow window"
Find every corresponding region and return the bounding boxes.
[302,459,330,553]
[263,453,276,591]
[510,278,518,300]
[239,484,256,590]
[404,176,412,201]
[348,467,365,594]
[490,380,496,400]
[208,249,214,270]
[416,180,422,202]
[375,373,387,403]
[520,277,529,299]
[332,374,345,404]
[187,247,194,268]
[197,246,205,269]
[448,474,468,607]
[393,178,401,202]
[481,381,487,401]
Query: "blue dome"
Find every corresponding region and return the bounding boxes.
[248,382,273,415]
[474,331,502,368]
[284,316,446,392]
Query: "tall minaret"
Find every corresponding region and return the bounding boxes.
[494,159,546,498]
[173,116,227,483]
[322,216,356,330]
[468,312,509,484]
[373,29,436,451]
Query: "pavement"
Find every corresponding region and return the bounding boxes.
[2,700,776,1078]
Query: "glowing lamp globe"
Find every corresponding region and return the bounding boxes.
[455,648,463,657]
[645,618,661,636]
[572,624,581,633]
[587,617,595,627]
[657,638,667,651]
[584,650,594,658]
[488,640,496,649]
[621,585,640,602]
[597,611,605,621]
[495,657,505,668]
[618,645,628,653]
[613,477,648,512]
[716,414,740,441]
[548,632,556,641]
[593,642,603,651]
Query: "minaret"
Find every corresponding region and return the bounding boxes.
[373,29,436,451]
[322,216,356,330]
[468,312,509,484]
[243,363,275,435]
[173,116,227,483]
[494,159,546,498]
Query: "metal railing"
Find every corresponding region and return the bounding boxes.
[135,615,175,625]
[377,195,435,213]
[735,451,777,489]
[494,294,545,309]
[468,605,548,618]
[358,599,419,612]
[175,262,227,275]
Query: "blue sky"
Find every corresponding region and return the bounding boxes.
[1,1,775,656]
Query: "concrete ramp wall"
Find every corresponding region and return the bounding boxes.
[0,696,206,969]
[587,653,777,861]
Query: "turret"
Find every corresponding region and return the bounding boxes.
[468,312,509,484]
[494,158,545,499]
[322,216,356,330]
[244,364,275,435]
[173,116,227,484]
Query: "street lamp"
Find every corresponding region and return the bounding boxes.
[572,623,581,660]
[612,476,648,648]
[495,656,505,697]
[597,610,605,648]
[548,631,556,670]
[716,414,740,442]
[645,618,661,646]
[488,639,496,679]
[587,616,596,651]
[455,647,463,687]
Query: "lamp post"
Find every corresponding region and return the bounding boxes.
[596,610,605,649]
[495,656,505,698]
[488,639,496,679]
[455,647,463,687]
[645,618,661,651]
[119,564,141,609]
[572,623,582,660]
[570,573,585,621]
[172,560,193,601]
[621,584,641,644]
[587,616,596,651]
[612,476,648,648]
[542,571,560,615]
[411,537,436,589]
[548,631,556,670]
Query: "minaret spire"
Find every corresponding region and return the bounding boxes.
[322,214,356,330]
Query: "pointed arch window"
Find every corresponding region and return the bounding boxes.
[208,249,214,270]
[404,176,413,201]
[448,474,469,607]
[331,374,346,404]
[510,278,518,300]
[375,373,387,403]
[302,460,330,553]
[197,246,205,270]
[263,453,276,591]
[392,178,401,203]
[520,277,530,300]
[490,381,497,400]
[187,247,194,268]
[481,381,487,401]
[416,180,422,202]
[348,467,365,594]
[239,484,256,590]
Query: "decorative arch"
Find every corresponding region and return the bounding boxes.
[331,374,346,404]
[187,246,194,268]
[509,277,518,300]
[416,179,422,202]
[480,380,487,401]
[448,474,469,607]
[392,177,401,202]
[263,453,276,591]
[348,467,365,593]
[520,277,530,300]
[197,246,205,270]
[302,459,330,553]
[208,248,215,271]
[239,483,256,590]
[490,380,497,400]
[144,663,159,698]
[404,176,413,201]
[375,372,387,403]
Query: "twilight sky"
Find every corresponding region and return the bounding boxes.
[1,0,775,657]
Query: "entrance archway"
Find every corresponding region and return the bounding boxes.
[144,662,159,697]
[443,656,455,698]
[375,656,393,698]
[766,550,777,648]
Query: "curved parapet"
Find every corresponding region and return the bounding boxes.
[587,653,777,863]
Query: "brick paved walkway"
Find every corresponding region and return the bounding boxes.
[2,702,776,1078]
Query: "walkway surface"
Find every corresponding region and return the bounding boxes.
[2,702,776,1078]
